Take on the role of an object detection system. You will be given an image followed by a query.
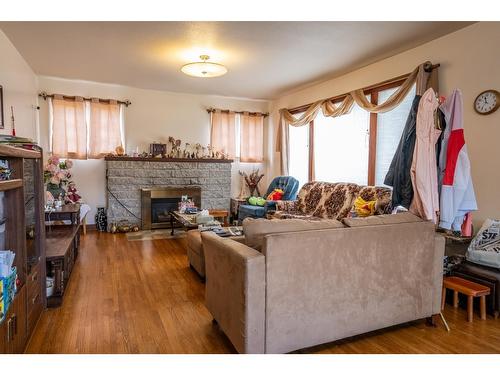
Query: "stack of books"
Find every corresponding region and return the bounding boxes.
[0,135,41,152]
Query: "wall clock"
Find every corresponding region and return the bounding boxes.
[474,89,500,115]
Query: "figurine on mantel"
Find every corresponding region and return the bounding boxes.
[168,137,182,158]
[105,136,231,160]
[195,143,203,158]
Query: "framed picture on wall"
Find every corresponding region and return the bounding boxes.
[0,85,4,129]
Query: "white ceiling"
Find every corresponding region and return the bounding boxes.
[1,22,473,100]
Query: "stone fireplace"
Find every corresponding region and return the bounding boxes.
[140,186,201,230]
[105,157,232,229]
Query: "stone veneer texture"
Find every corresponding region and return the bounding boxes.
[106,160,232,226]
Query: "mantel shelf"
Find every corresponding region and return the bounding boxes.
[104,156,234,163]
[0,179,23,192]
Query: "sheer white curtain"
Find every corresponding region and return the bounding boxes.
[51,95,87,159]
[240,113,264,162]
[210,110,236,158]
[88,99,123,159]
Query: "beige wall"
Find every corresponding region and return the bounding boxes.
[0,30,38,139]
[270,22,500,228]
[37,76,271,223]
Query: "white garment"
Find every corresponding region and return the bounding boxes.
[439,89,477,231]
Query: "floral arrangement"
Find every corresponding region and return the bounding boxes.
[44,156,74,201]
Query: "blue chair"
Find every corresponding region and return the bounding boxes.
[238,176,299,222]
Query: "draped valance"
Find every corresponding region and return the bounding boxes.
[277,61,438,175]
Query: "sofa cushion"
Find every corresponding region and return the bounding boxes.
[243,217,344,251]
[295,182,362,220]
[342,212,423,227]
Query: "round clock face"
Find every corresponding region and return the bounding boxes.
[474,90,499,114]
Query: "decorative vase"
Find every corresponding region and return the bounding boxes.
[47,183,66,201]
[95,207,107,232]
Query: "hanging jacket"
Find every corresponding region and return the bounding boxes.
[409,88,441,223]
[384,95,421,209]
[439,89,477,231]
[436,107,447,174]
[438,106,451,191]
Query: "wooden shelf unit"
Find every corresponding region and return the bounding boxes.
[45,224,80,307]
[0,145,46,354]
[0,179,23,192]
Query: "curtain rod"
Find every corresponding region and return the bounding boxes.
[288,63,440,114]
[206,108,269,117]
[38,92,131,107]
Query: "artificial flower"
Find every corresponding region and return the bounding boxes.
[49,156,60,166]
[50,176,61,185]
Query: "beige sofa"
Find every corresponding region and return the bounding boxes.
[202,213,445,354]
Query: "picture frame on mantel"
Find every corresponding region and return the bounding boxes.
[0,85,4,129]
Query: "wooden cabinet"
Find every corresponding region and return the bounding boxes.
[46,225,80,307]
[27,262,43,335]
[0,286,27,353]
[0,145,45,353]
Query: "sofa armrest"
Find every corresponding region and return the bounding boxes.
[433,234,446,313]
[201,231,266,354]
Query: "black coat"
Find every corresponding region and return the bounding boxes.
[384,95,421,209]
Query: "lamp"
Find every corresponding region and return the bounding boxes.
[181,55,228,78]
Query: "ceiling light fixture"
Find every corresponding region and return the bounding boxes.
[181,55,228,78]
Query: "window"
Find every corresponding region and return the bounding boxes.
[51,96,87,159]
[314,102,370,185]
[288,82,416,186]
[50,97,124,160]
[210,110,236,158]
[210,111,265,162]
[375,85,416,185]
[288,122,310,187]
[240,113,264,162]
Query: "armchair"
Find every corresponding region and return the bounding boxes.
[238,176,299,222]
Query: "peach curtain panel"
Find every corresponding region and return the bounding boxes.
[51,95,87,159]
[240,112,264,162]
[277,61,436,174]
[210,110,236,158]
[89,99,122,159]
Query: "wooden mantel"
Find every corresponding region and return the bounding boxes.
[104,156,233,163]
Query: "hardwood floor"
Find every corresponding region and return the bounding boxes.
[26,231,500,354]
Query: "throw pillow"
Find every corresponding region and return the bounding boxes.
[248,196,266,206]
[266,188,284,201]
[353,196,377,217]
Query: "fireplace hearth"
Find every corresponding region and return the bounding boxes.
[141,187,201,230]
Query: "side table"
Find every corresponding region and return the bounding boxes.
[45,203,81,226]
[230,198,247,224]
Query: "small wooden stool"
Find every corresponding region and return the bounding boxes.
[442,276,491,322]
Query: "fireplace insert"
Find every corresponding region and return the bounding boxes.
[141,187,201,230]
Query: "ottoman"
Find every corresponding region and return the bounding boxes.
[187,229,245,278]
